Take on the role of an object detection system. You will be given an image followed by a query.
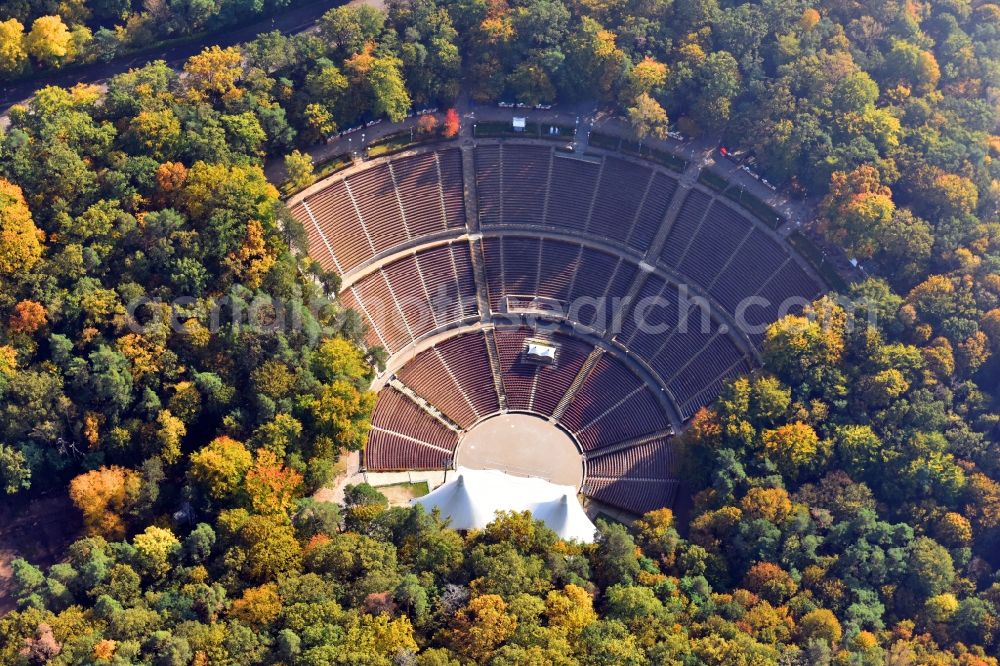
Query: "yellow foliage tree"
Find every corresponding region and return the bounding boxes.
[26,16,72,67]
[760,422,829,476]
[545,584,597,639]
[229,583,282,627]
[0,19,27,75]
[183,45,243,101]
[0,179,43,275]
[627,92,669,140]
[629,57,668,98]
[224,219,276,289]
[444,594,518,662]
[68,466,141,539]
[796,608,842,645]
[155,409,187,464]
[740,488,793,523]
[189,436,253,500]
[343,612,419,659]
[133,525,180,577]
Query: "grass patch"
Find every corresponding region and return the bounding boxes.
[377,481,430,503]
[473,121,516,137]
[788,231,849,292]
[698,168,729,192]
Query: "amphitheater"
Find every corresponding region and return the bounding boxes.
[289,140,824,517]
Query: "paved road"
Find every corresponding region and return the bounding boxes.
[0,0,346,113]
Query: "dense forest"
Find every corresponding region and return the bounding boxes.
[0,0,309,77]
[0,0,999,662]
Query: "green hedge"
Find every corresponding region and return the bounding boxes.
[698,168,729,192]
[366,130,442,158]
[588,131,621,150]
[788,231,849,292]
[473,121,575,140]
[722,187,785,230]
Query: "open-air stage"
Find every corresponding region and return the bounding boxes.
[454,413,583,488]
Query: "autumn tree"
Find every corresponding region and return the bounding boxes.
[25,16,72,68]
[628,92,669,141]
[243,449,303,516]
[796,608,842,645]
[283,150,315,195]
[416,114,438,135]
[442,108,460,138]
[189,436,253,501]
[0,179,43,275]
[444,594,517,661]
[68,466,141,539]
[628,57,668,99]
[759,422,829,477]
[0,19,27,75]
[545,584,597,639]
[8,300,47,335]
[133,525,180,577]
[224,219,276,289]
[183,45,243,101]
[818,166,896,259]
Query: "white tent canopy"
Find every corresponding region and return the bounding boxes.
[412,467,597,543]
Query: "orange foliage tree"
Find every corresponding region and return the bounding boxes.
[8,300,47,334]
[442,108,460,138]
[68,466,141,539]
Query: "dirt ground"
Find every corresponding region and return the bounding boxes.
[0,492,82,615]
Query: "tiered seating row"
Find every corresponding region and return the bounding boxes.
[708,228,789,313]
[491,329,593,416]
[475,146,679,254]
[436,149,467,230]
[583,477,680,516]
[291,149,467,276]
[560,355,669,451]
[741,259,823,346]
[366,388,458,471]
[294,180,372,273]
[586,438,675,481]
[657,197,823,349]
[588,157,653,244]
[494,328,536,412]
[502,145,552,224]
[342,243,478,354]
[398,332,500,428]
[677,201,753,287]
[482,236,636,331]
[659,189,711,266]
[616,274,747,417]
[546,155,600,233]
